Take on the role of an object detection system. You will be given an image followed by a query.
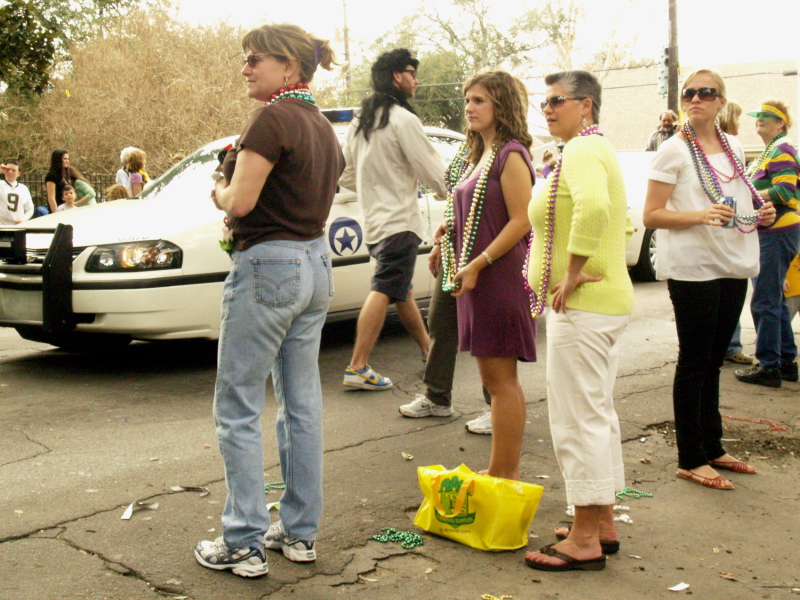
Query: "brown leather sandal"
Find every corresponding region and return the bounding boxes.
[676,469,734,490]
[708,459,757,474]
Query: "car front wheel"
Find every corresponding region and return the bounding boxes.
[630,228,657,282]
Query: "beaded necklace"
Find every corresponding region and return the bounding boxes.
[682,122,764,233]
[265,82,316,106]
[441,143,497,293]
[522,125,602,318]
[746,132,787,178]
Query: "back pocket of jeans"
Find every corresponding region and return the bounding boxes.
[252,258,301,307]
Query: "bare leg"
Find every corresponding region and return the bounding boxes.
[350,291,390,370]
[554,504,617,542]
[526,505,606,566]
[477,357,525,480]
[395,289,430,356]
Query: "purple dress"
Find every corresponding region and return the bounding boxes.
[453,140,537,360]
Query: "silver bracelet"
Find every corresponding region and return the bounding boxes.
[481,251,493,265]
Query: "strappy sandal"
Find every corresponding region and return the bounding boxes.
[708,459,757,474]
[525,543,606,572]
[676,469,734,490]
[555,529,620,554]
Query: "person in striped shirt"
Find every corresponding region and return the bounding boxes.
[735,99,800,387]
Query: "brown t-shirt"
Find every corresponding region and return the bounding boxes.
[223,100,345,251]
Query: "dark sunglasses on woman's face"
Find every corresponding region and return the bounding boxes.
[242,53,270,68]
[681,87,720,101]
[540,96,587,111]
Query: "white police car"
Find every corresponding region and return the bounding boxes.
[0,111,465,348]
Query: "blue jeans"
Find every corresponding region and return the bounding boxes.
[751,229,800,368]
[214,237,333,548]
[726,322,743,355]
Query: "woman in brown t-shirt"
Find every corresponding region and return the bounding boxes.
[194,23,344,579]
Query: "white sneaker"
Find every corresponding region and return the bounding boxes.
[343,364,393,390]
[399,394,454,418]
[263,520,316,562]
[465,409,492,435]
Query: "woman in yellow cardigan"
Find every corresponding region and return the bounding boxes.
[524,70,633,572]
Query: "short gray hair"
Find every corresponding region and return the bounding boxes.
[660,110,678,121]
[544,70,602,124]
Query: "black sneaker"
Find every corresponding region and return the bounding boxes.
[734,365,782,388]
[781,361,799,382]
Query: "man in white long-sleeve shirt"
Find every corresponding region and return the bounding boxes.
[340,48,447,391]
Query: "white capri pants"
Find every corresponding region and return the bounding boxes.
[546,308,630,506]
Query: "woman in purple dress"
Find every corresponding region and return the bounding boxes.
[440,70,537,480]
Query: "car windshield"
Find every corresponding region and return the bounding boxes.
[138,138,236,202]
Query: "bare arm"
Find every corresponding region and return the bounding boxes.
[643,179,735,229]
[212,149,274,218]
[452,152,532,298]
[46,181,57,213]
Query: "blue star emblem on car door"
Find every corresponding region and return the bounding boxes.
[328,217,363,256]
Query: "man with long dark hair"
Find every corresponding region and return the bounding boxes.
[340,48,447,391]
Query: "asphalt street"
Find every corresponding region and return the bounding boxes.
[1,281,798,600]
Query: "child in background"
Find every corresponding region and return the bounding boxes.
[56,185,78,212]
[104,184,130,201]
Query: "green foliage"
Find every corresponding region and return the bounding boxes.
[0,3,252,175]
[0,1,58,96]
[0,0,140,96]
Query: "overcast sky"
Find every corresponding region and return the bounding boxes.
[177,0,791,69]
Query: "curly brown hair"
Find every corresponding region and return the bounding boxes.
[463,71,532,164]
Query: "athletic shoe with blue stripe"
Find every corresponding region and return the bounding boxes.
[194,537,268,577]
[343,364,393,390]
[264,520,316,562]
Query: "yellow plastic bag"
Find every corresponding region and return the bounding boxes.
[413,464,544,551]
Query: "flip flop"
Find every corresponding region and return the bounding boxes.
[676,469,734,490]
[525,543,606,572]
[555,529,620,555]
[708,459,756,474]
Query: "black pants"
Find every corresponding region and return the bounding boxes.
[668,278,747,470]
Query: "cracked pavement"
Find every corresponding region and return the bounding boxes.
[1,281,798,599]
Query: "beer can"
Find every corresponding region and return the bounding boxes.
[721,197,737,228]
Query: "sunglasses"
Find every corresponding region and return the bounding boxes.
[540,96,587,111]
[242,53,270,68]
[681,87,721,101]
[402,68,418,78]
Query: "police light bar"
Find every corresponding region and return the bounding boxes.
[321,108,355,123]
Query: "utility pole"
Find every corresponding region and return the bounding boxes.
[342,0,352,91]
[667,0,679,114]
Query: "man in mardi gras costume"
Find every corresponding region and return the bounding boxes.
[340,48,447,391]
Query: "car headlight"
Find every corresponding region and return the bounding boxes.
[85,241,183,272]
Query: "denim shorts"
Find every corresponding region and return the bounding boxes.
[367,231,420,303]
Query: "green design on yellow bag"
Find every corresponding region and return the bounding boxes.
[413,464,544,551]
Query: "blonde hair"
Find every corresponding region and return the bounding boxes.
[718,100,742,135]
[759,97,793,131]
[242,23,336,83]
[463,71,532,164]
[104,184,130,201]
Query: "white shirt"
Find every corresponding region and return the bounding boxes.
[116,168,131,192]
[648,134,760,281]
[339,104,447,245]
[0,179,34,225]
